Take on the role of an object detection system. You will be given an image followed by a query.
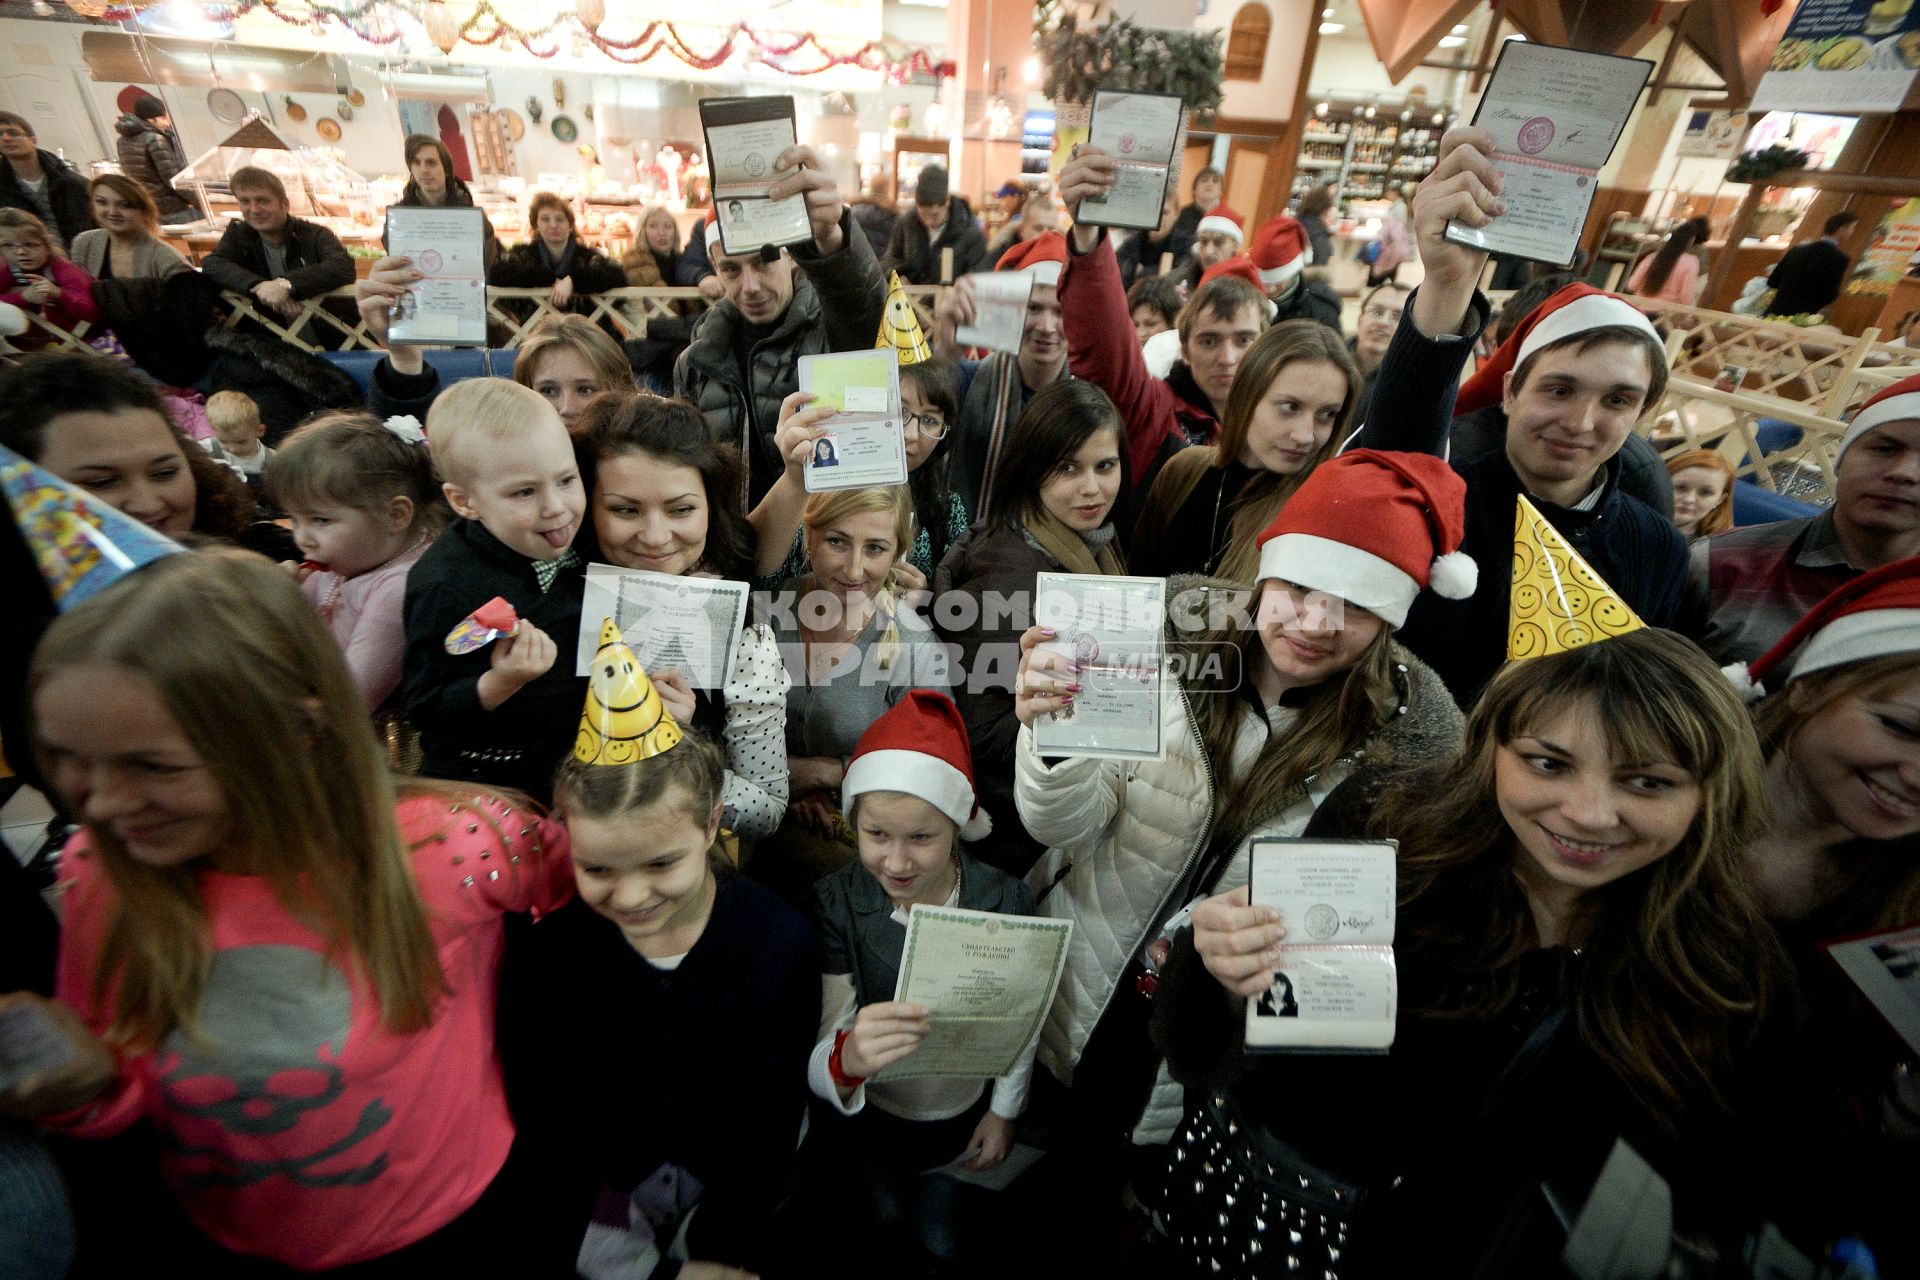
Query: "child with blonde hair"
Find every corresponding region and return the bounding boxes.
[200,390,272,481]
[2,550,572,1272]
[268,410,443,709]
[403,377,587,799]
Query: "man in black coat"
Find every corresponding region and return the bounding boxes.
[1767,211,1859,318]
[0,111,92,248]
[1353,127,1688,703]
[880,166,987,284]
[200,164,355,340]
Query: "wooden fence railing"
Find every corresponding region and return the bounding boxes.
[14,287,1913,509]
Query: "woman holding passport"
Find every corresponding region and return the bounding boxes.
[1008,450,1465,1255]
[934,380,1134,877]
[572,391,790,841]
[1156,625,1784,1277]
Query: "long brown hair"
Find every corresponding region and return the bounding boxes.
[1638,217,1709,297]
[1186,580,1408,851]
[31,551,448,1051]
[1755,652,1920,929]
[1363,628,1778,1133]
[1209,321,1363,582]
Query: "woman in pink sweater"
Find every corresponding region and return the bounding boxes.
[0,550,574,1272]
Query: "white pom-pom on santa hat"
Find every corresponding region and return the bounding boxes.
[1427,551,1478,600]
[1720,661,1763,704]
[1253,450,1473,630]
[842,690,994,843]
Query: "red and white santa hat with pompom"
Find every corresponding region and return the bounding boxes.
[1723,555,1920,701]
[842,690,994,841]
[1254,449,1476,629]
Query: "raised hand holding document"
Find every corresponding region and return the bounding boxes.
[1443,42,1651,267]
[797,350,909,492]
[1032,572,1168,762]
[1076,90,1184,231]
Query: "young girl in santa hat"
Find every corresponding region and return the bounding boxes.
[1727,560,1920,1269]
[1010,449,1469,1250]
[809,689,1039,1267]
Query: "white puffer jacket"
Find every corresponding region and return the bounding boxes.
[1017,641,1461,1145]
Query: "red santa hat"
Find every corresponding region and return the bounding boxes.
[1456,283,1665,415]
[1839,373,1920,458]
[1255,449,1475,629]
[996,231,1068,288]
[842,690,993,840]
[1195,203,1245,245]
[1250,215,1312,288]
[1723,556,1920,701]
[1198,255,1277,320]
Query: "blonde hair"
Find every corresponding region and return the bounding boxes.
[426,377,566,489]
[204,390,262,437]
[512,314,633,418]
[30,550,448,1051]
[0,208,62,264]
[801,485,913,673]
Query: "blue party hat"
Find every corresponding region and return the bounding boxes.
[0,444,185,610]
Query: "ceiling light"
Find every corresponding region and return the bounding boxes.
[1438,35,1466,47]
[1452,24,1468,34]
[1319,21,1344,34]
[1322,5,1333,15]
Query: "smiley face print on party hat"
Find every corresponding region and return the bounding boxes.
[1509,496,1644,660]
[1,445,183,610]
[576,617,683,765]
[876,271,930,365]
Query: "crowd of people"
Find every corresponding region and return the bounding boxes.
[0,118,1913,1280]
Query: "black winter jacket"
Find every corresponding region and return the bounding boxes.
[114,116,191,215]
[880,196,987,284]
[0,149,92,247]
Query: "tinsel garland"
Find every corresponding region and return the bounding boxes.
[85,0,950,78]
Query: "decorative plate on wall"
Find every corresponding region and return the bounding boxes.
[499,107,525,141]
[551,114,578,143]
[345,89,366,108]
[284,96,307,123]
[316,117,342,142]
[207,88,246,123]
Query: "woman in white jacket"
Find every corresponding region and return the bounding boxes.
[1009,450,1470,1242]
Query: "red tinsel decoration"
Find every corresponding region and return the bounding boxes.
[202,0,946,79]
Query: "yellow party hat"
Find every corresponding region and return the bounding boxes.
[575,618,683,765]
[876,271,930,365]
[1508,496,1645,660]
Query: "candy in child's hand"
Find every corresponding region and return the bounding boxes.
[471,597,518,634]
[444,596,521,655]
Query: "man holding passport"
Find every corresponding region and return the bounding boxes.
[1349,126,1686,701]
[675,143,887,510]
